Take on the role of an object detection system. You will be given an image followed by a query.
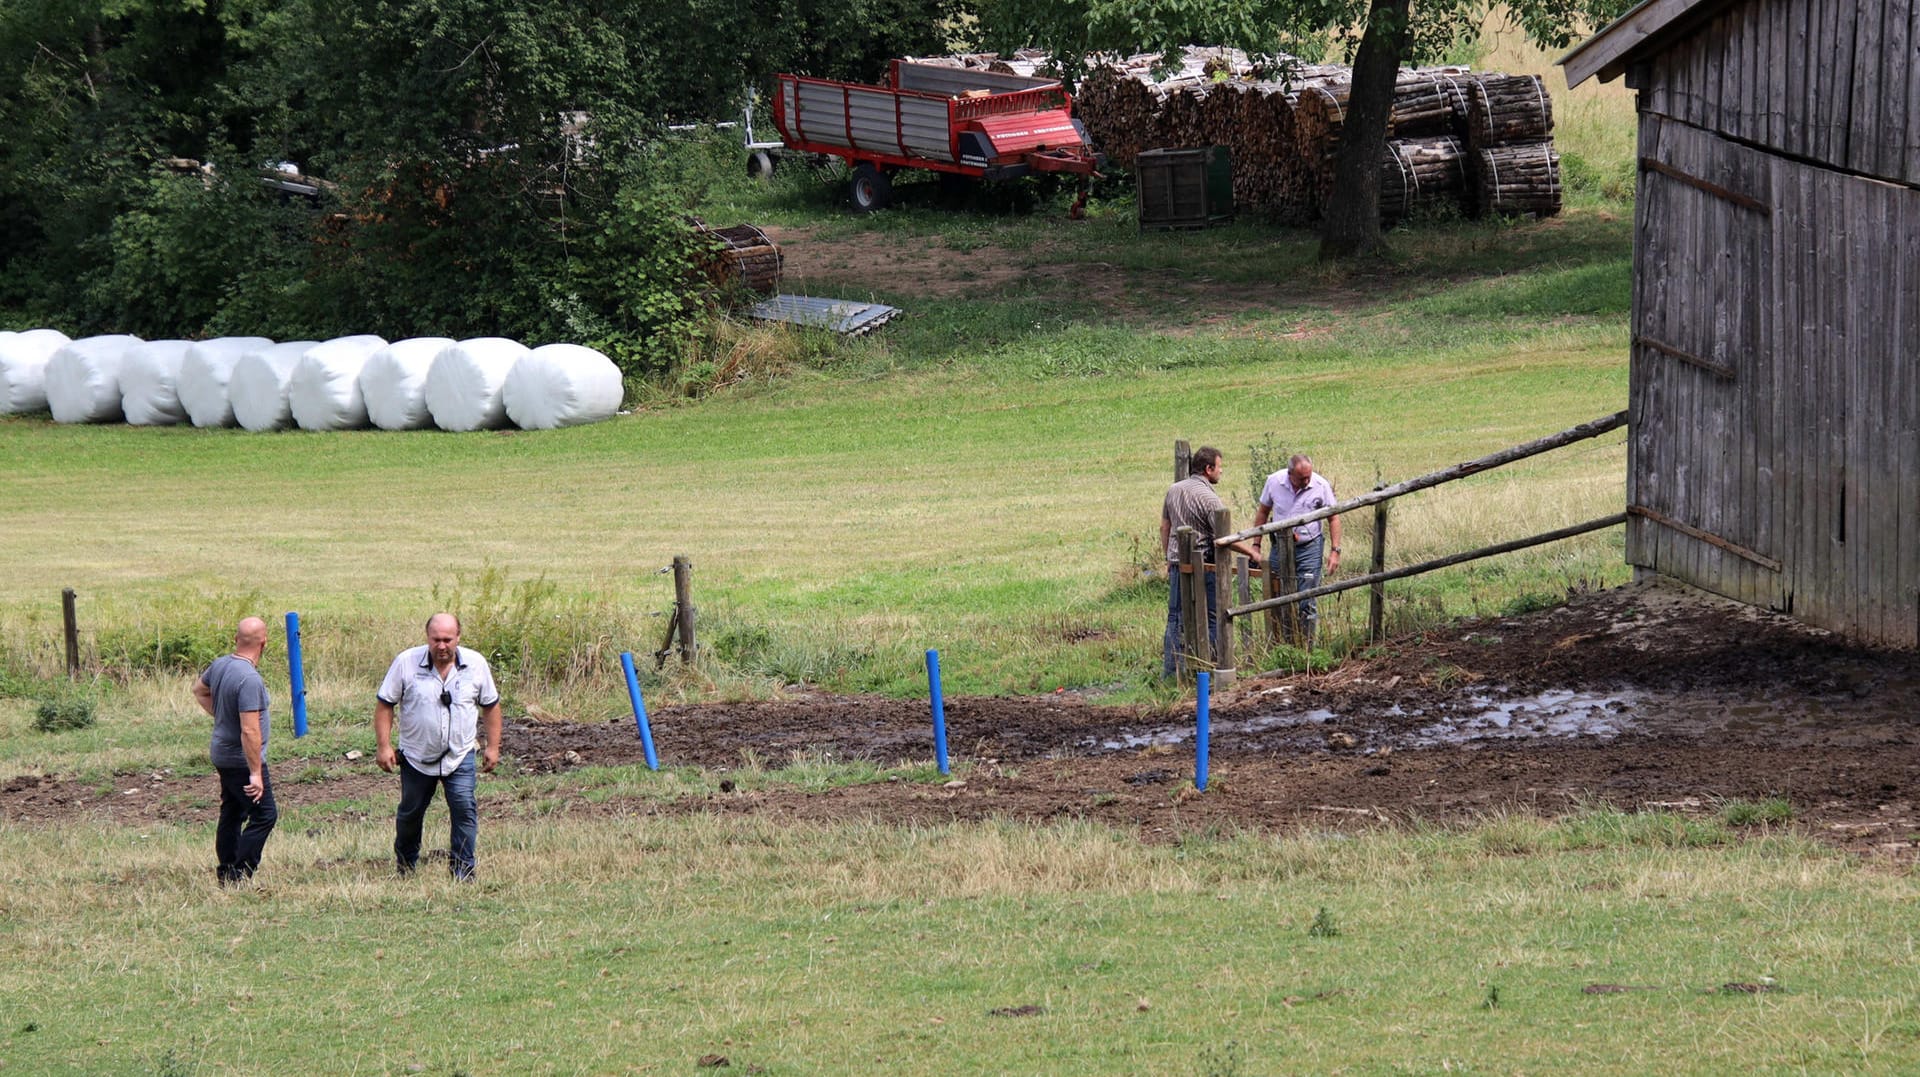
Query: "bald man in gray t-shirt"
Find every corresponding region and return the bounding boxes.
[193,617,277,884]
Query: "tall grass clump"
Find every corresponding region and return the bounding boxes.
[431,566,636,702]
[47,587,267,681]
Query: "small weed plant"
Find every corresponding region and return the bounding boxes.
[1720,797,1794,827]
[1308,906,1341,938]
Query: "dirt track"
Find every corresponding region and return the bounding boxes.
[6,580,1917,860]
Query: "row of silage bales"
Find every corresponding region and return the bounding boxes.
[287,335,388,431]
[231,341,320,431]
[0,329,72,413]
[503,344,625,431]
[46,335,145,423]
[5,331,623,431]
[424,337,527,431]
[179,337,276,427]
[120,340,198,425]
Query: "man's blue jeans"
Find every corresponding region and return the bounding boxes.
[1162,565,1218,678]
[395,752,478,880]
[1269,534,1324,645]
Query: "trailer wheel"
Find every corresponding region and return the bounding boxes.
[849,164,892,213]
[746,150,776,181]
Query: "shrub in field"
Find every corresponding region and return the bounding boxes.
[1500,590,1563,616]
[434,567,622,692]
[96,626,227,676]
[708,616,881,687]
[35,692,96,732]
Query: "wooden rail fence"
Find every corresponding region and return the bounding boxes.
[1168,411,1628,681]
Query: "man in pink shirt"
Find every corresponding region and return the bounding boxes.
[1252,454,1343,646]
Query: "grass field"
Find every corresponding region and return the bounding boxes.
[15,37,1902,1077]
[3,812,1916,1075]
[0,206,1634,722]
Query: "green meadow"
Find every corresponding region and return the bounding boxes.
[8,40,1914,1077]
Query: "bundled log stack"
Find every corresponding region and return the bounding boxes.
[1379,136,1469,221]
[696,222,782,296]
[1391,75,1472,138]
[1466,74,1553,143]
[1075,65,1161,172]
[1474,142,1562,217]
[1465,74,1559,216]
[908,47,1563,223]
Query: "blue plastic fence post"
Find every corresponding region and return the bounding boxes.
[927,649,949,776]
[1195,671,1211,791]
[620,651,659,771]
[285,611,308,738]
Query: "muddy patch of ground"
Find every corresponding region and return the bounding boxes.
[6,580,1917,860]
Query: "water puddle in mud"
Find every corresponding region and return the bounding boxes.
[1082,682,1918,756]
[1086,709,1338,752]
[1084,692,1642,754]
[1407,689,1641,746]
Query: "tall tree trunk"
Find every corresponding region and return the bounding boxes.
[1318,0,1414,261]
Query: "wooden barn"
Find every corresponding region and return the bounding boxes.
[1564,0,1920,645]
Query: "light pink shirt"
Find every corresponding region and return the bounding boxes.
[1258,472,1336,543]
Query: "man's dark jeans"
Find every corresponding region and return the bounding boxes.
[1162,565,1218,679]
[215,763,277,884]
[395,753,478,880]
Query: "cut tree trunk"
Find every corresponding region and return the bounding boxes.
[1319,0,1414,260]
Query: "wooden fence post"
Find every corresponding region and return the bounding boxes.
[1263,540,1280,647]
[1174,439,1190,482]
[1369,489,1390,643]
[62,588,79,678]
[1174,528,1197,678]
[1211,507,1235,686]
[1185,531,1210,676]
[1234,554,1252,651]
[672,556,696,665]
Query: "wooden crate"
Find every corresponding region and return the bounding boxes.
[1136,146,1234,230]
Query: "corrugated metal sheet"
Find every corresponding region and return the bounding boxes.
[894,62,1055,96]
[747,295,900,336]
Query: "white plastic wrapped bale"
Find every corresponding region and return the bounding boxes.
[288,335,388,431]
[0,328,72,414]
[425,338,528,431]
[359,337,455,430]
[119,340,198,425]
[45,335,145,423]
[230,341,321,431]
[178,337,275,427]
[503,343,624,430]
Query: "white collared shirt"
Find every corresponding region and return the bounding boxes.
[1259,471,1338,543]
[377,645,500,775]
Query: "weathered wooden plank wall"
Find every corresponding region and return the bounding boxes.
[1631,115,1782,610]
[1630,101,1920,644]
[1635,0,1920,190]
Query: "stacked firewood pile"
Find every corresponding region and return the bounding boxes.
[917,47,1562,223]
[1466,74,1560,216]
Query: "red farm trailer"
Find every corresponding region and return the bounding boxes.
[771,60,1102,213]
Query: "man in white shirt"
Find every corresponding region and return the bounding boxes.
[375,613,502,880]
[1252,454,1343,646]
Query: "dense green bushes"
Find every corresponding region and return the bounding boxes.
[0,0,956,382]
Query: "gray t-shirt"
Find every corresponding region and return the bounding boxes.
[203,654,270,769]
